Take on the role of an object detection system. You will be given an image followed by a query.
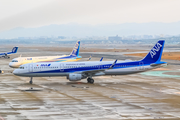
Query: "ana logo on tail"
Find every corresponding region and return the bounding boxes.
[71,42,79,56]
[150,43,162,58]
[12,48,16,53]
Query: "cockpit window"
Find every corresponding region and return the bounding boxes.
[19,67,24,69]
[12,60,18,62]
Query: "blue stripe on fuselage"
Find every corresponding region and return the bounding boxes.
[56,55,79,59]
[26,61,150,74]
[0,52,12,55]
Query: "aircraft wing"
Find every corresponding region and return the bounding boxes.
[75,60,117,76]
[76,69,105,75]
[78,55,92,61]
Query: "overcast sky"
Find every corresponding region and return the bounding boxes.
[0,0,180,32]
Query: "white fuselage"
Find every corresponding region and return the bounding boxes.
[13,60,163,78]
[9,40,81,68]
[9,55,81,68]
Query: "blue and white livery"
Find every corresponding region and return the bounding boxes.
[13,40,167,84]
[0,47,18,59]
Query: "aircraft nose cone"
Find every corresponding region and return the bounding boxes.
[9,62,13,68]
[13,69,18,75]
[9,62,19,68]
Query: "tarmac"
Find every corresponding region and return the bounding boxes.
[0,45,180,120]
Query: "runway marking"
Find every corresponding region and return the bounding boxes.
[91,82,178,118]
[141,71,180,78]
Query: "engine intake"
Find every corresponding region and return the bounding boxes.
[68,74,82,81]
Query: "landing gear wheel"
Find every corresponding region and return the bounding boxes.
[89,79,94,84]
[29,77,33,84]
[29,81,33,84]
[87,78,91,83]
[87,78,94,84]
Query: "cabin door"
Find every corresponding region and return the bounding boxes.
[60,63,64,72]
[29,64,33,72]
[98,64,103,69]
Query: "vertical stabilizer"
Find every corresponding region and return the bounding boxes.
[11,47,18,53]
[70,40,80,56]
[141,40,165,63]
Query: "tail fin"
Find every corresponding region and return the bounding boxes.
[141,40,165,63]
[70,40,80,56]
[11,47,18,53]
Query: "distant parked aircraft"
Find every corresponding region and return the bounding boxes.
[0,47,18,59]
[13,40,167,84]
[9,41,81,68]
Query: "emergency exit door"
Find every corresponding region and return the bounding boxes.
[60,64,64,72]
[139,62,144,70]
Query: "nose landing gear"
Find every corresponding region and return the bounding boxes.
[87,78,94,84]
[29,77,33,84]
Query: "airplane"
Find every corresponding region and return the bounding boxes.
[9,41,81,68]
[13,40,167,84]
[0,47,18,59]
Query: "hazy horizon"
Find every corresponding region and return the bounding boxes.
[0,0,180,32]
[0,0,180,38]
[0,21,180,38]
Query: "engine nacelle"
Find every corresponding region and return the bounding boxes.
[68,74,82,81]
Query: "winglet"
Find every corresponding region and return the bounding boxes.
[70,40,80,56]
[100,57,103,61]
[88,54,92,61]
[109,59,117,69]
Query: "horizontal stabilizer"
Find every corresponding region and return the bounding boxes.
[150,61,167,66]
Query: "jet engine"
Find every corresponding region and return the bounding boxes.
[68,74,82,81]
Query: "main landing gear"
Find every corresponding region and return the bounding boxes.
[87,78,94,84]
[29,77,33,84]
